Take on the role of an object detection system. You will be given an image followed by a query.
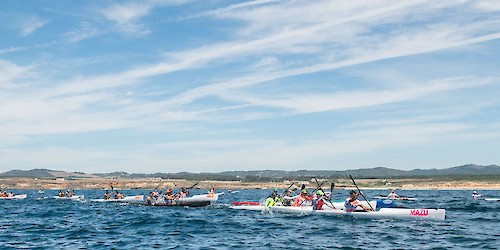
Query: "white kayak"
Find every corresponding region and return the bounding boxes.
[269,206,446,221]
[374,196,417,201]
[177,193,224,204]
[0,194,27,200]
[485,198,500,201]
[52,195,85,200]
[90,195,144,203]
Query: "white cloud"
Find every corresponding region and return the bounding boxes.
[98,0,190,36]
[20,15,49,36]
[62,21,99,43]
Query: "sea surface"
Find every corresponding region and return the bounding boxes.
[0,189,498,249]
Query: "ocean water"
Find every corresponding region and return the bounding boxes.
[0,189,498,249]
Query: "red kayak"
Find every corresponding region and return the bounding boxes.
[232,201,261,206]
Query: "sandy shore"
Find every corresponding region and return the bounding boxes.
[1,177,499,190]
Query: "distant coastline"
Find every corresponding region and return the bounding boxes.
[1,177,498,190]
[1,164,499,190]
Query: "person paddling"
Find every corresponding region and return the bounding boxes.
[292,189,312,206]
[388,189,399,198]
[103,190,111,200]
[472,191,483,200]
[282,190,294,206]
[179,188,189,198]
[312,190,326,210]
[264,192,278,207]
[58,190,64,197]
[114,190,124,199]
[146,192,156,205]
[345,190,371,212]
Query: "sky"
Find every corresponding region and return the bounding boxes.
[1,0,500,173]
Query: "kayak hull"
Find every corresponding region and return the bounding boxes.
[177,193,224,204]
[485,198,500,201]
[142,200,212,207]
[0,194,27,200]
[230,205,267,211]
[269,206,445,221]
[90,195,144,203]
[374,196,417,201]
[52,195,84,200]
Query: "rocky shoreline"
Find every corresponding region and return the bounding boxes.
[1,177,499,190]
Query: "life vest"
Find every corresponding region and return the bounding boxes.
[293,194,311,206]
[315,198,324,210]
[344,198,360,211]
[265,197,276,207]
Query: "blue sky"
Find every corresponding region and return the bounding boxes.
[1,0,500,173]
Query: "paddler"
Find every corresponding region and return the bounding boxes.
[58,190,64,197]
[179,188,189,198]
[472,191,483,200]
[282,190,293,206]
[103,190,111,200]
[264,192,278,207]
[292,189,312,206]
[146,192,155,205]
[388,189,399,198]
[114,190,124,199]
[312,190,326,211]
[345,190,371,212]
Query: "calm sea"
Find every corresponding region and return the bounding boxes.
[0,189,498,249]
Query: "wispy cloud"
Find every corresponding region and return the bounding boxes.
[62,21,99,43]
[19,15,49,36]
[98,0,190,36]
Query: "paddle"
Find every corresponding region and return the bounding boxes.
[349,175,374,211]
[329,183,334,201]
[298,180,325,206]
[312,177,336,209]
[187,182,199,190]
[281,182,296,196]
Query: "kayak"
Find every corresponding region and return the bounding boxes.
[0,194,27,200]
[485,198,500,201]
[269,206,446,221]
[374,196,418,201]
[141,193,224,207]
[230,202,266,211]
[142,200,212,207]
[90,195,144,203]
[52,195,84,200]
[229,200,395,211]
[177,193,224,204]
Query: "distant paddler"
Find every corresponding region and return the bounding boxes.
[103,190,111,200]
[114,190,124,199]
[345,190,371,212]
[146,192,156,205]
[388,189,399,199]
[163,189,175,205]
[179,188,189,198]
[472,191,483,200]
[208,187,216,198]
[58,190,65,197]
